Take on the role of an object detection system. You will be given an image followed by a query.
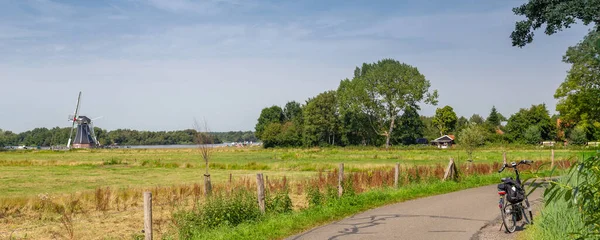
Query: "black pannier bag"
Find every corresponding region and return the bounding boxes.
[505,184,525,203]
[497,183,506,192]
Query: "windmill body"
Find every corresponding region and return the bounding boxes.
[72,116,98,148]
[67,92,100,149]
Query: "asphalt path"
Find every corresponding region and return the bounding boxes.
[287,184,543,240]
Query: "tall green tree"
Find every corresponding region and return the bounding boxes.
[505,104,556,143]
[303,91,340,147]
[469,114,485,125]
[260,122,283,148]
[555,30,600,140]
[510,0,600,47]
[283,101,303,123]
[486,106,501,127]
[255,106,284,139]
[420,116,440,140]
[393,105,425,145]
[0,129,7,148]
[337,78,379,146]
[338,59,438,148]
[432,106,457,136]
[455,116,469,133]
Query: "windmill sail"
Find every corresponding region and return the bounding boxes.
[67,91,82,148]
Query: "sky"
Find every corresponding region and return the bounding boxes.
[0,0,594,133]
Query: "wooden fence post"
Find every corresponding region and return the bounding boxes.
[394,163,400,188]
[143,192,152,240]
[256,173,265,214]
[551,149,555,169]
[338,163,344,198]
[204,174,212,197]
[443,158,457,181]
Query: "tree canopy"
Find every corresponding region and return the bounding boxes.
[303,91,340,147]
[505,104,556,142]
[255,106,284,139]
[338,59,438,148]
[555,30,600,140]
[510,0,600,47]
[432,106,457,136]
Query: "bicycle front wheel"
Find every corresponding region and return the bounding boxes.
[501,197,517,233]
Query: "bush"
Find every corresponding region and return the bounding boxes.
[569,126,588,145]
[524,125,542,144]
[266,189,293,214]
[175,190,261,238]
[307,186,323,207]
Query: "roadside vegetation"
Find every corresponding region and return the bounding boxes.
[521,154,599,240]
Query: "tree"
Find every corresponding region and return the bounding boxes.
[505,104,556,143]
[523,125,542,145]
[486,106,501,127]
[420,116,440,141]
[194,119,215,196]
[255,106,284,139]
[260,122,283,148]
[510,0,600,47]
[455,116,469,133]
[393,105,425,145]
[555,30,600,140]
[279,121,302,147]
[0,129,6,148]
[283,101,303,123]
[338,59,438,148]
[432,106,457,136]
[458,123,487,161]
[469,114,485,125]
[569,126,588,145]
[303,91,340,147]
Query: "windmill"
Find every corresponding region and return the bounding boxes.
[67,91,101,148]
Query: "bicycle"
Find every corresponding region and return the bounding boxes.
[497,160,534,233]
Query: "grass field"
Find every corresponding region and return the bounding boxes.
[0,146,592,239]
[0,146,592,197]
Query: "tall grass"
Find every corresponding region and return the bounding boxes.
[519,176,584,240]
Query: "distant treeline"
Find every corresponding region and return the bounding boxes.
[0,128,256,147]
[254,58,599,148]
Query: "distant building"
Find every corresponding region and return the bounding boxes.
[587,142,600,147]
[416,138,428,145]
[431,135,455,149]
[541,141,556,147]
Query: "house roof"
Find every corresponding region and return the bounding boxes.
[431,135,454,143]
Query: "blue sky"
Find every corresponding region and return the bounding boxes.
[0,0,593,132]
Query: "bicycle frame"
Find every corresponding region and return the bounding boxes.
[497,160,534,232]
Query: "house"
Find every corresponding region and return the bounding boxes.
[431,135,455,149]
[587,142,600,147]
[416,138,428,145]
[541,141,556,147]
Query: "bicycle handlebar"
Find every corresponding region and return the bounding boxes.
[497,160,533,173]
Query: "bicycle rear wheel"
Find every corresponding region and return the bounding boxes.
[524,197,533,224]
[501,197,517,233]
